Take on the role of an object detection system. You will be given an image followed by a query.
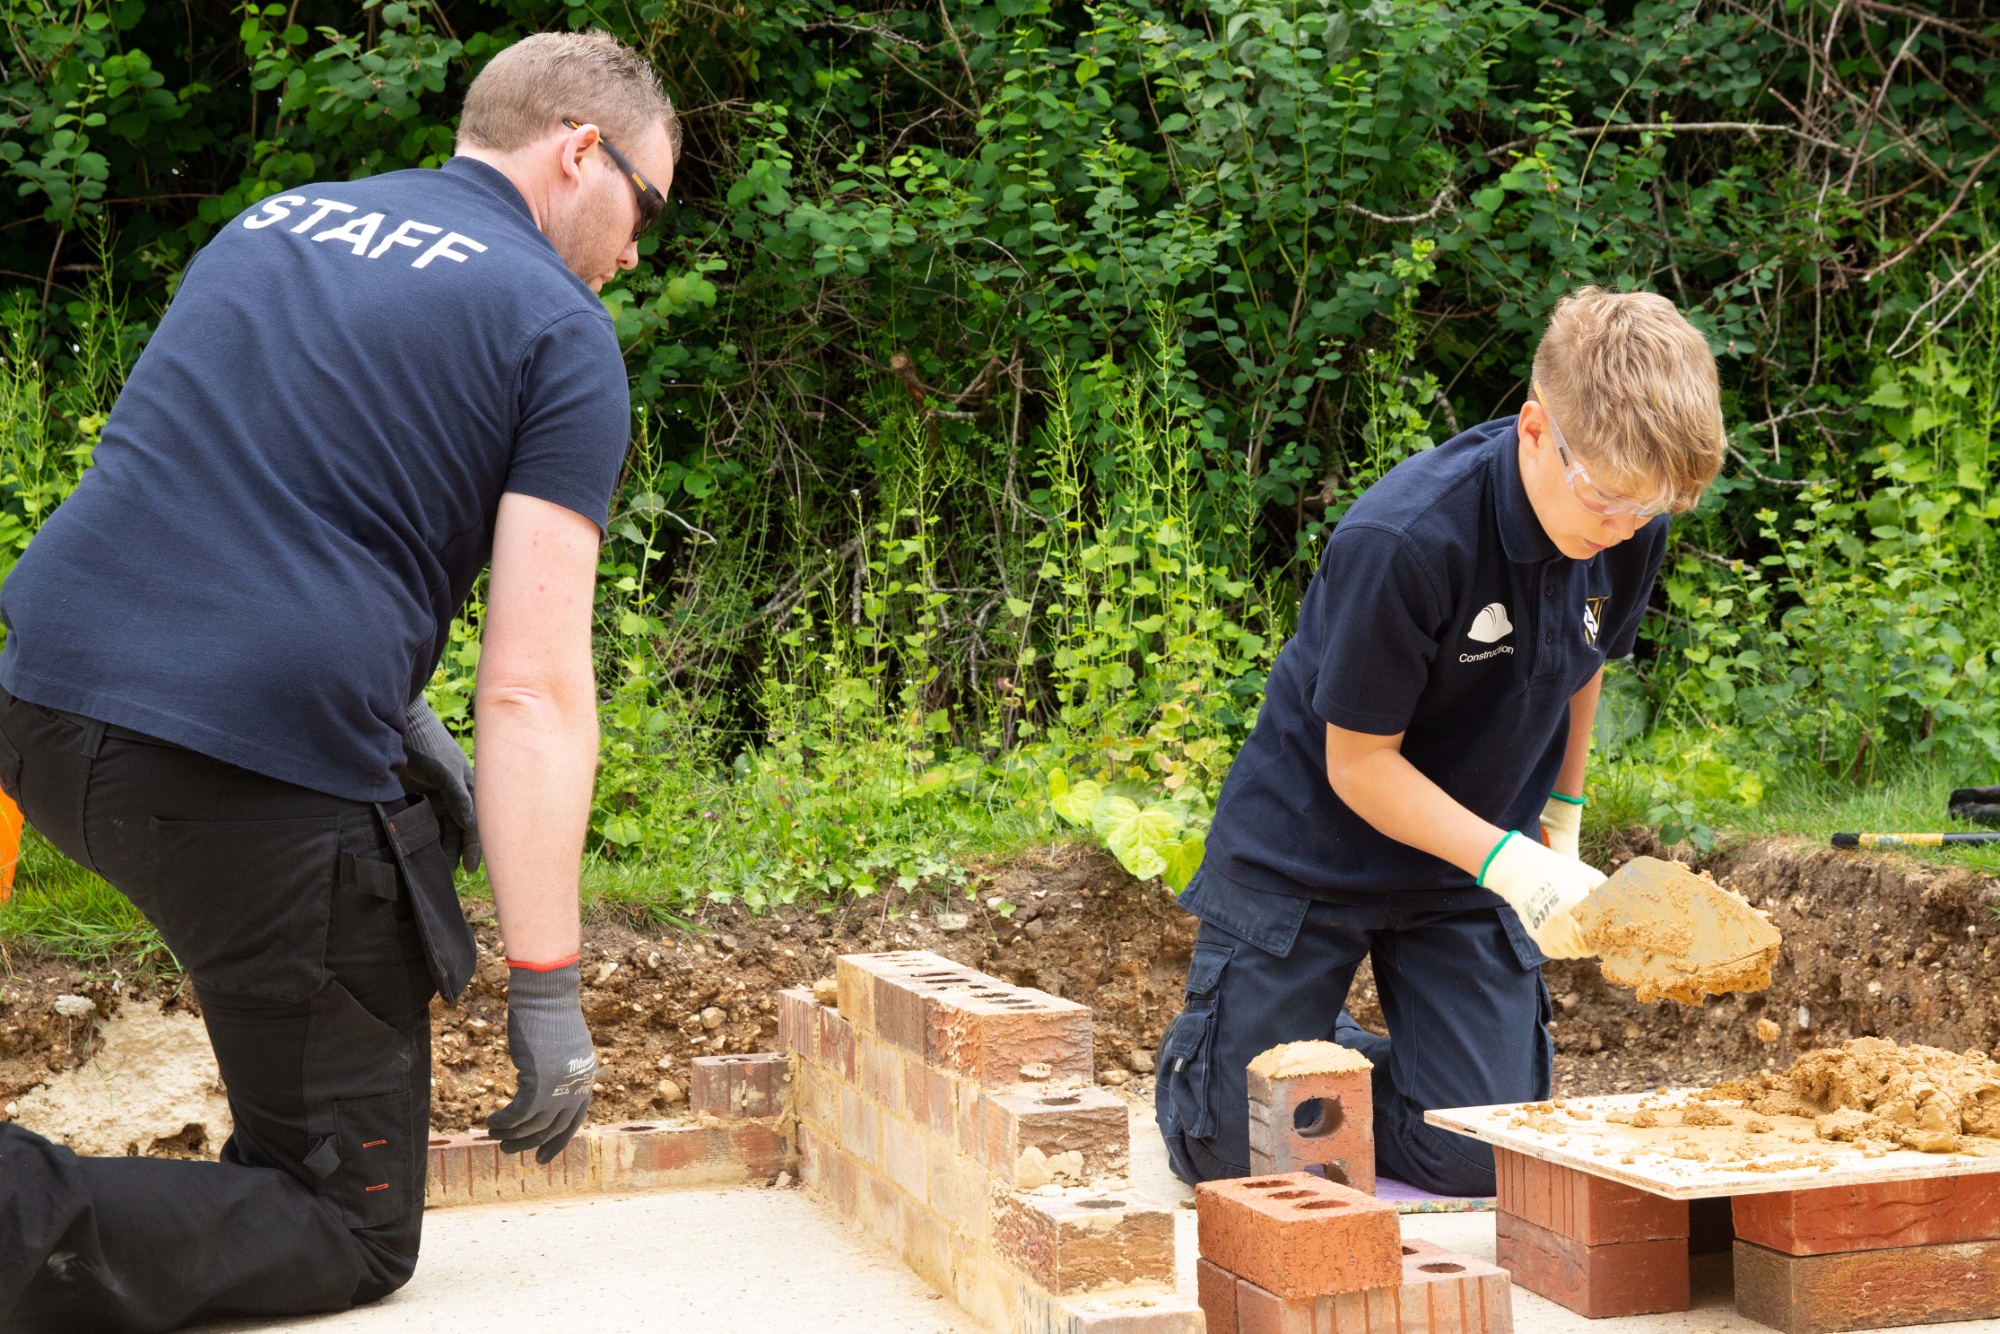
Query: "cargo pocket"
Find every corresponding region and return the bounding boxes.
[329,1090,414,1229]
[146,816,341,1001]
[378,797,476,1003]
[1161,942,1232,1141]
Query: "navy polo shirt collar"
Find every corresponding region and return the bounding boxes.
[1491,422,1559,565]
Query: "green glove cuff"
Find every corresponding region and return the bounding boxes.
[1548,792,1586,806]
[1477,831,1517,888]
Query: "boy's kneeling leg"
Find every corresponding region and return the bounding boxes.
[1155,907,1368,1184]
[1367,908,1551,1197]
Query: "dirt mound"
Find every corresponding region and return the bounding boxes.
[431,842,1196,1130]
[1704,1035,2000,1154]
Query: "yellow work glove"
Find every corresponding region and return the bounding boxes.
[1539,791,1584,860]
[1478,831,1604,959]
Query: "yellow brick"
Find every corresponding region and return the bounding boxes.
[881,1112,929,1202]
[928,1140,992,1239]
[901,1196,957,1294]
[840,1086,880,1167]
[859,1032,902,1106]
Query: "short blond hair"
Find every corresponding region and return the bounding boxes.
[458,31,680,160]
[1531,288,1724,511]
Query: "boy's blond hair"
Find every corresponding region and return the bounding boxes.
[458,31,680,161]
[1531,288,1724,511]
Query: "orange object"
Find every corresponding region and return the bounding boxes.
[0,788,20,901]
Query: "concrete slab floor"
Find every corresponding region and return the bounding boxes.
[193,1185,983,1334]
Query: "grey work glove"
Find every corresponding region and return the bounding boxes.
[488,962,598,1163]
[399,696,481,872]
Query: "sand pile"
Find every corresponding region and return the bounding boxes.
[1573,857,1782,1005]
[1704,1036,2000,1154]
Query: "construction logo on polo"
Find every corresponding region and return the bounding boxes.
[1467,602,1513,642]
[1584,595,1610,646]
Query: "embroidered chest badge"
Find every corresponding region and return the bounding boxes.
[1584,595,1610,646]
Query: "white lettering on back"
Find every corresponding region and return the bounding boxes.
[242,195,308,230]
[289,199,356,234]
[366,218,443,259]
[314,211,386,255]
[411,232,489,269]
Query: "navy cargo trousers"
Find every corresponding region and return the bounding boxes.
[1154,869,1552,1198]
[0,690,468,1333]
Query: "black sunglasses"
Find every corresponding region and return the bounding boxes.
[563,118,665,242]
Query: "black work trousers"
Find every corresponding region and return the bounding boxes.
[0,691,441,1333]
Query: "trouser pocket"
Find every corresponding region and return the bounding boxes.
[1159,941,1232,1141]
[328,1091,415,1229]
[378,797,475,1003]
[146,816,341,1000]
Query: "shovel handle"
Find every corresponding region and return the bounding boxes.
[1832,831,2000,848]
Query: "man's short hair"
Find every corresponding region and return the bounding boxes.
[458,31,680,161]
[1531,287,1724,511]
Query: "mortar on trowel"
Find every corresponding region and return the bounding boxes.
[1570,856,1781,1006]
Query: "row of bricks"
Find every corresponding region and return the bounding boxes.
[1198,1238,1513,1334]
[826,950,1096,1086]
[1495,1146,2000,1255]
[802,1120,1198,1332]
[793,1056,1173,1295]
[783,987,1130,1187]
[424,1120,788,1208]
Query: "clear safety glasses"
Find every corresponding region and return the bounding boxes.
[1531,380,1672,519]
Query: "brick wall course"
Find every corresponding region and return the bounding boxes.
[689,1052,789,1120]
[1196,1172,1401,1299]
[1492,1147,1686,1246]
[1734,1236,2000,1334]
[424,1119,786,1208]
[777,986,819,1061]
[1731,1173,2000,1256]
[976,1085,1131,1186]
[1495,1209,1688,1318]
[991,1190,1177,1295]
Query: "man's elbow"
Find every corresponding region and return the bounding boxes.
[475,672,599,732]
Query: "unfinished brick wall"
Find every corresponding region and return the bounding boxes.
[781,951,1201,1332]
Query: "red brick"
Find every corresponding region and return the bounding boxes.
[1196,1172,1401,1299]
[777,986,820,1061]
[1734,1237,2000,1334]
[1491,1148,1686,1245]
[859,1033,902,1105]
[840,1086,880,1166]
[835,951,935,1039]
[817,1005,856,1082]
[1235,1277,1314,1334]
[922,1064,959,1142]
[727,1123,788,1177]
[689,1051,789,1119]
[990,1190,1176,1294]
[1196,1258,1239,1334]
[930,985,1092,1085]
[1494,1209,1688,1318]
[1731,1172,2000,1256]
[1247,1057,1375,1192]
[1327,1246,1513,1333]
[973,1084,1130,1184]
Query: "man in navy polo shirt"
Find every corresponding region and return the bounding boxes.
[1156,289,1726,1196]
[0,32,676,1332]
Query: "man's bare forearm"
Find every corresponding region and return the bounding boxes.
[476,683,596,964]
[475,492,603,966]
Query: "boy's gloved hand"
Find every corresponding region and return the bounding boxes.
[1539,791,1585,860]
[488,961,597,1163]
[1479,831,1604,959]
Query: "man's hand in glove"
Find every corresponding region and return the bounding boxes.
[488,959,597,1163]
[1479,831,1604,959]
[1539,791,1585,860]
[400,696,481,871]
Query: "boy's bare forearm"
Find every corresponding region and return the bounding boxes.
[1555,666,1603,797]
[1324,724,1507,877]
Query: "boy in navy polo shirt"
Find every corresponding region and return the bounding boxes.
[1156,289,1725,1196]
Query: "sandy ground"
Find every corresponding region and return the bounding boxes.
[9,1003,229,1156]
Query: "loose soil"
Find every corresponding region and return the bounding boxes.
[4,835,1998,1145]
[1703,1035,2000,1153]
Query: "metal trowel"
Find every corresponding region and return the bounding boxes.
[1568,856,1783,1006]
